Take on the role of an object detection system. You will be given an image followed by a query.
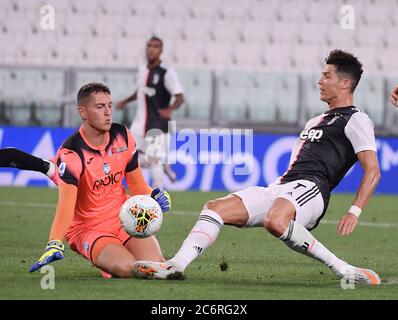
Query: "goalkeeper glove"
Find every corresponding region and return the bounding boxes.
[29,239,65,272]
[151,188,171,213]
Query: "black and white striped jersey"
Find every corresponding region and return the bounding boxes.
[277,106,377,209]
[130,62,183,138]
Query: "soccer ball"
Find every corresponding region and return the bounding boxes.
[120,195,163,238]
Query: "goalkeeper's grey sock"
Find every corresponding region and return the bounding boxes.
[168,209,224,272]
[279,220,351,277]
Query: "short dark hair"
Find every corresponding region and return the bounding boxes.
[77,82,111,105]
[325,49,363,93]
[148,36,163,47]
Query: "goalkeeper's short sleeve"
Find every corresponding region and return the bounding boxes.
[54,148,83,187]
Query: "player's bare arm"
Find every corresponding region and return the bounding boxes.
[337,150,380,236]
[116,90,138,110]
[159,93,185,119]
[390,85,398,106]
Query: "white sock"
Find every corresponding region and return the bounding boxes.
[44,160,56,178]
[279,220,352,277]
[168,209,224,272]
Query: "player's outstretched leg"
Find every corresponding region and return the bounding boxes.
[277,219,380,285]
[265,198,380,285]
[132,206,223,280]
[133,194,247,280]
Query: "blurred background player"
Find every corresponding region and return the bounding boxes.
[116,36,184,189]
[391,85,398,106]
[134,50,382,285]
[29,82,175,278]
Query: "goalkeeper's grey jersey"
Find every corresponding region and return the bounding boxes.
[278,106,376,210]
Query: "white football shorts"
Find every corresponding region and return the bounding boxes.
[232,179,324,230]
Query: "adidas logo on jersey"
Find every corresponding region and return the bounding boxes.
[300,129,323,142]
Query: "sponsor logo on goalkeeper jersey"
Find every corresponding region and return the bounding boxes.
[92,171,122,190]
[109,145,128,156]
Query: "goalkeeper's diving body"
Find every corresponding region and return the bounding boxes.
[25,82,175,278]
[134,50,382,285]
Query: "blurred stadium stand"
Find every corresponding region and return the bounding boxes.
[0,0,397,134]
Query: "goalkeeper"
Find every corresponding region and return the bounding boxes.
[22,83,176,278]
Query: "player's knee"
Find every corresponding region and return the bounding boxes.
[263,213,288,237]
[204,198,247,226]
[203,199,223,216]
[204,199,226,220]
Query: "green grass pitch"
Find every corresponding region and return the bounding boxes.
[0,187,397,300]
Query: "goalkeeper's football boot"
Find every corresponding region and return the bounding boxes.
[133,261,185,280]
[351,267,381,285]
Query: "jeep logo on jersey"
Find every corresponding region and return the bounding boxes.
[92,171,122,190]
[300,129,324,142]
[103,163,111,175]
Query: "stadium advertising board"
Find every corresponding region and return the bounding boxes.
[0,126,397,194]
